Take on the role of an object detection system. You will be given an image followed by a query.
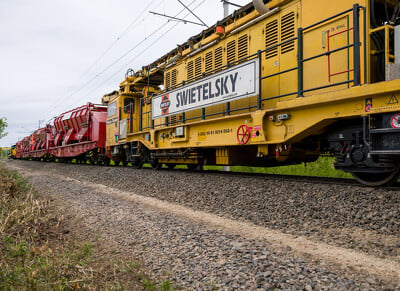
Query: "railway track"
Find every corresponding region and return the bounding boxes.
[67,160,400,189]
[10,157,400,189]
[201,169,400,190]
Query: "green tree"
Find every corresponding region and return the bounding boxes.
[0,117,8,139]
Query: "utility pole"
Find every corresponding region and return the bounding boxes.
[221,0,241,17]
[223,0,229,17]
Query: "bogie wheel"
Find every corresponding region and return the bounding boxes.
[166,163,176,169]
[151,160,162,170]
[132,158,144,169]
[351,167,400,187]
[187,164,203,171]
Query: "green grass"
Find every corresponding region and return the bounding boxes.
[72,154,351,179]
[211,156,353,179]
[0,162,175,290]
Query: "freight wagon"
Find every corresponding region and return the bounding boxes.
[16,103,108,164]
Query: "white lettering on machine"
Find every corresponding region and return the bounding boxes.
[152,59,260,119]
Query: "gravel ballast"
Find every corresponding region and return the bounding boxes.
[6,160,400,289]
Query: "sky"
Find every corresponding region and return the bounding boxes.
[0,0,238,147]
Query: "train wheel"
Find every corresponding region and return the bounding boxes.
[103,158,110,166]
[351,167,400,187]
[132,158,143,169]
[166,163,176,169]
[151,160,162,170]
[187,164,203,171]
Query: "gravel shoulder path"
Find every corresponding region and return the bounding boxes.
[6,160,400,289]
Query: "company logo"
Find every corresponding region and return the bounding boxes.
[160,94,170,115]
[365,98,372,112]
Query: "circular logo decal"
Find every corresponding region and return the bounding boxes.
[390,113,400,128]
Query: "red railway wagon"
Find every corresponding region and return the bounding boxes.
[30,125,54,159]
[49,103,108,163]
[17,136,32,159]
[15,139,27,159]
[15,103,108,164]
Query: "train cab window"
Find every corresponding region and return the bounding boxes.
[107,102,117,117]
[123,98,135,114]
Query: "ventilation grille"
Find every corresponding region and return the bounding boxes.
[281,12,295,54]
[265,19,278,59]
[169,115,177,124]
[187,60,194,80]
[195,56,202,77]
[205,51,213,73]
[227,40,236,64]
[165,71,171,88]
[171,69,177,86]
[238,34,248,60]
[214,47,223,68]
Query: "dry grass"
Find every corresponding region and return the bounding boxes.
[0,163,174,290]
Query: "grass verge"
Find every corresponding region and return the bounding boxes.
[62,154,351,179]
[0,163,174,290]
[227,156,352,178]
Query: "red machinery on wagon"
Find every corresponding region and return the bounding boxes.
[15,137,30,159]
[49,103,108,163]
[15,103,109,164]
[29,125,55,159]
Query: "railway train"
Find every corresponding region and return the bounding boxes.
[13,0,400,186]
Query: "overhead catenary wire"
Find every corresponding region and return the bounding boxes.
[75,0,207,107]
[82,0,207,101]
[44,0,161,119]
[45,0,200,120]
[77,0,160,80]
[52,0,205,115]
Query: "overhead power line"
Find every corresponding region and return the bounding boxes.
[176,0,208,27]
[79,0,207,104]
[44,0,160,118]
[46,0,204,119]
[76,0,160,81]
[149,11,206,26]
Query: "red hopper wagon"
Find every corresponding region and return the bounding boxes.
[15,103,108,164]
[49,103,108,164]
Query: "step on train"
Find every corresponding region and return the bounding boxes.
[12,0,400,186]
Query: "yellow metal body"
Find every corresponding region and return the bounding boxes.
[104,0,400,170]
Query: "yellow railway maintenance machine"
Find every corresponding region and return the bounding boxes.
[103,0,400,186]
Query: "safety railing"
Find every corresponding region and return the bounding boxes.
[139,4,366,132]
[370,24,395,66]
